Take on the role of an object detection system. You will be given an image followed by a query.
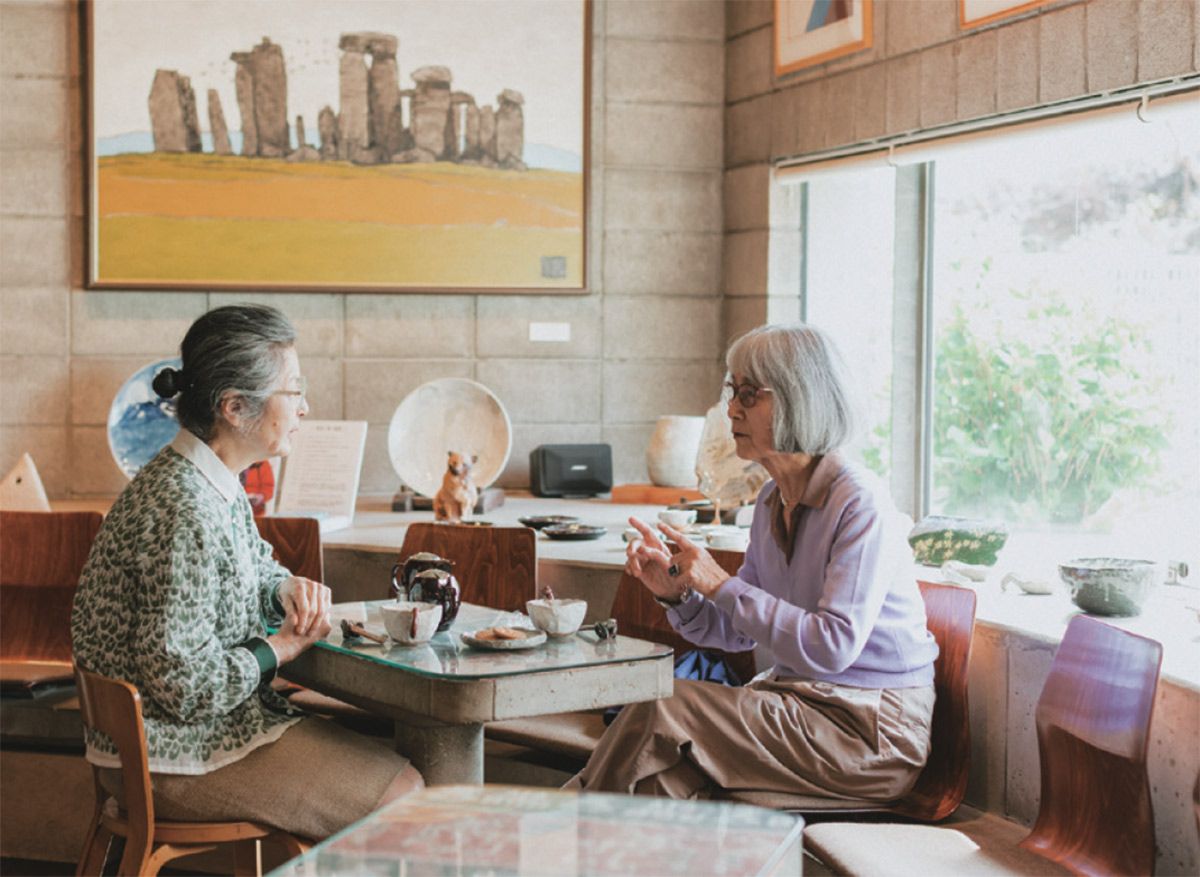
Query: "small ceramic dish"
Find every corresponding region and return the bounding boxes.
[526,598,588,637]
[518,515,582,530]
[543,523,607,541]
[460,627,547,650]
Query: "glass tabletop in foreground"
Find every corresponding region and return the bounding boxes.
[319,602,672,680]
[270,785,804,877]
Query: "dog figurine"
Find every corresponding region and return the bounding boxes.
[433,451,478,523]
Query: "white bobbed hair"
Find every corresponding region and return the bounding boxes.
[725,323,859,455]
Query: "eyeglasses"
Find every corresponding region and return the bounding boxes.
[724,380,772,409]
[274,375,307,402]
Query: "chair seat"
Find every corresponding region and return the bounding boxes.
[485,711,608,761]
[0,658,75,688]
[100,797,277,844]
[721,788,889,813]
[804,806,1073,876]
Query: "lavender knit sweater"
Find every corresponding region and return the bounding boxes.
[669,455,938,688]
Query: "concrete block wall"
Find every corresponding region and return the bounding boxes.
[0,0,728,499]
[722,0,1200,327]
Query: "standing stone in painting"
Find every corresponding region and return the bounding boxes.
[149,69,201,153]
[337,39,369,161]
[478,105,496,165]
[232,59,258,156]
[288,114,319,162]
[249,38,289,157]
[461,101,481,161]
[317,105,338,160]
[207,89,232,155]
[363,33,403,156]
[410,65,452,160]
[495,89,525,170]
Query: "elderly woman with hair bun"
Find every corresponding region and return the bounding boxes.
[568,323,938,802]
[72,304,422,841]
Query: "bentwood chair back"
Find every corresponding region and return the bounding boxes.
[803,614,1163,876]
[1018,615,1161,875]
[398,523,536,612]
[724,580,977,821]
[74,666,307,876]
[256,516,323,581]
[0,510,103,684]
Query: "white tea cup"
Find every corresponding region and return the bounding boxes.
[379,601,443,645]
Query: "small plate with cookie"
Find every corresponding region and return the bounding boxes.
[460,626,547,650]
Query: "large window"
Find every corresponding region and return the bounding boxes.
[795,95,1199,565]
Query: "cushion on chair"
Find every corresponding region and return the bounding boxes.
[723,788,887,812]
[804,806,1072,876]
[485,711,607,761]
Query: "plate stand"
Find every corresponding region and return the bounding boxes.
[392,486,506,514]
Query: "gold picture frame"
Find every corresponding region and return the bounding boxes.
[85,0,590,293]
[774,0,873,77]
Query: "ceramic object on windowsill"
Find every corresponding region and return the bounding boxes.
[646,415,705,488]
[1058,558,1156,617]
[908,515,1009,567]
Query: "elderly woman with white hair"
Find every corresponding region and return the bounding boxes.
[568,323,938,801]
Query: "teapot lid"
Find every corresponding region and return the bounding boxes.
[406,551,445,562]
[412,568,452,581]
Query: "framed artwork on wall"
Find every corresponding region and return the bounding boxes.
[774,0,873,77]
[959,0,1058,29]
[86,0,589,293]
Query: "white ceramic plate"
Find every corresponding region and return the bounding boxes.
[107,357,182,479]
[387,378,512,498]
[460,628,547,650]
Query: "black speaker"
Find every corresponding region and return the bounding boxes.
[530,444,613,497]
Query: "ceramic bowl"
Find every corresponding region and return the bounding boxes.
[1058,558,1156,617]
[706,526,749,551]
[657,508,697,529]
[379,601,443,645]
[526,598,588,637]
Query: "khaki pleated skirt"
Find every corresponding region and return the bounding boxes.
[569,677,935,801]
[99,717,411,840]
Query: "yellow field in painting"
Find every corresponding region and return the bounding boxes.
[96,154,583,288]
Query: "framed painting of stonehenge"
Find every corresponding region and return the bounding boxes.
[85,0,589,293]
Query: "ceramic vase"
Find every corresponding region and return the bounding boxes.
[646,415,705,488]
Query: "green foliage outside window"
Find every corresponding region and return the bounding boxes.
[932,279,1168,524]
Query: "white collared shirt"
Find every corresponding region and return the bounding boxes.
[170,428,242,505]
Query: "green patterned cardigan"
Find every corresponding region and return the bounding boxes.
[72,447,303,775]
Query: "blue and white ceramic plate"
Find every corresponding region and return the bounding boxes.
[107,357,181,479]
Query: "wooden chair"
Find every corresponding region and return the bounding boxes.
[721,580,977,822]
[397,523,537,612]
[485,547,756,764]
[255,516,323,582]
[74,666,307,876]
[0,510,103,689]
[804,615,1163,876]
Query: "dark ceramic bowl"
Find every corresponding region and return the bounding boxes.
[518,515,582,530]
[542,523,607,541]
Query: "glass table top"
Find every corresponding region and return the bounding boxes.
[270,785,803,877]
[318,602,672,680]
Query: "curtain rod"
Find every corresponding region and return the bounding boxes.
[775,75,1200,173]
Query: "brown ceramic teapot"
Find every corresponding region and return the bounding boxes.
[407,568,461,632]
[391,551,454,599]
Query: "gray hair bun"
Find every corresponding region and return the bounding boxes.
[152,367,186,399]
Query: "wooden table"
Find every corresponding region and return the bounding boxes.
[281,602,673,785]
[268,784,804,877]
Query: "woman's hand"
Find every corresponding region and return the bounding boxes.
[624,517,731,602]
[653,523,732,599]
[624,517,680,600]
[277,575,332,637]
[266,612,331,665]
